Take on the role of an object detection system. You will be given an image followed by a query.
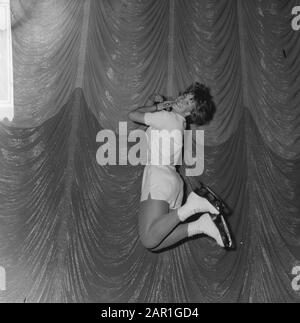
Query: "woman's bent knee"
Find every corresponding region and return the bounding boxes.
[139,228,158,250]
[138,199,169,249]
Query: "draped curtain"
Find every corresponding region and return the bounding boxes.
[0,0,299,302]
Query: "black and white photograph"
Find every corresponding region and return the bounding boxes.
[0,0,300,307]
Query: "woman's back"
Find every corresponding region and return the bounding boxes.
[144,110,186,166]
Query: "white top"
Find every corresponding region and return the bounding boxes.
[144,110,186,166]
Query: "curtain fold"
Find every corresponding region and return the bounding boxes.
[11,0,83,127]
[83,0,170,131]
[0,0,299,302]
[242,0,300,158]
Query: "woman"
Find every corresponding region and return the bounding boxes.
[128,82,231,251]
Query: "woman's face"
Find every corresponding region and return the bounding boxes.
[173,93,195,116]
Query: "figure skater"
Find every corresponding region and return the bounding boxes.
[128,82,232,251]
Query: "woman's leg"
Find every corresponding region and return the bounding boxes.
[150,224,189,252]
[139,192,224,250]
[148,215,225,252]
[139,197,181,249]
[139,196,225,251]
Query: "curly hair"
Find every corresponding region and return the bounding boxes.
[182,82,216,126]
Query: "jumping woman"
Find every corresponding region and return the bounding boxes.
[128,82,232,252]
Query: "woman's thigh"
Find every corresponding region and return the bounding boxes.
[138,196,170,235]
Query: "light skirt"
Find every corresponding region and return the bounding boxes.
[140,165,184,210]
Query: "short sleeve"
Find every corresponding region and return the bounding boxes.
[144,111,175,130]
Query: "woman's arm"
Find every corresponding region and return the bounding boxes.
[128,101,174,125]
[146,93,164,106]
[128,94,168,124]
[127,104,158,125]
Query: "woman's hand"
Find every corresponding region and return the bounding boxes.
[157,101,174,111]
[149,93,164,104]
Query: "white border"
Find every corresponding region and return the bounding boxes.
[0,0,14,121]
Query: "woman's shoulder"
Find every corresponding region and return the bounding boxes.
[146,110,185,131]
[170,111,186,129]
